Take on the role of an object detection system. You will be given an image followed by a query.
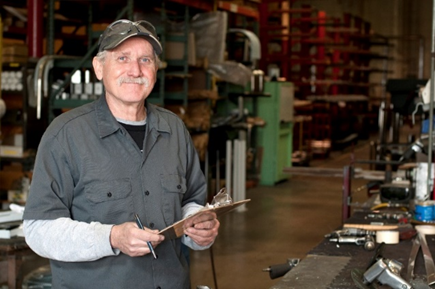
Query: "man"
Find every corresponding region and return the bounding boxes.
[23,19,220,288]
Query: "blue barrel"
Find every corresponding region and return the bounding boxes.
[415,201,434,222]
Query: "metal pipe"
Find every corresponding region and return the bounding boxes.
[47,0,55,55]
[216,150,220,195]
[226,140,232,198]
[238,139,246,212]
[127,0,134,20]
[342,166,352,222]
[27,0,44,57]
[34,55,81,119]
[392,112,401,143]
[233,140,239,204]
[369,141,376,170]
[419,37,425,79]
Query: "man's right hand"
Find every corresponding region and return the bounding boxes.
[110,222,164,257]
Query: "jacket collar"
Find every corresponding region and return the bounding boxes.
[95,96,171,138]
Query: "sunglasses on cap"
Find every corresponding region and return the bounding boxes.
[98,19,162,55]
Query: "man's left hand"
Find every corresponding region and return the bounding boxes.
[183,211,220,247]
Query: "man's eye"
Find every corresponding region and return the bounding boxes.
[141,58,152,63]
[118,56,127,61]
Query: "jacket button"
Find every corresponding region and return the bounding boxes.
[145,191,150,196]
[150,223,155,228]
[107,192,112,197]
[177,185,182,190]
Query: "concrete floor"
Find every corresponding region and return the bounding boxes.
[189,135,382,289]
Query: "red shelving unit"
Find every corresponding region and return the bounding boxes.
[259,1,392,150]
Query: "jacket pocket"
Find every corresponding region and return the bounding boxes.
[85,178,133,223]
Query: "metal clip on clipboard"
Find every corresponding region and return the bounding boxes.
[207,188,233,209]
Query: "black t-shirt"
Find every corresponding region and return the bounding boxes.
[119,122,146,150]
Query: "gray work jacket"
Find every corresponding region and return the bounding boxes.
[23,95,207,289]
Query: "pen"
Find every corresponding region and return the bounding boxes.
[134,213,158,259]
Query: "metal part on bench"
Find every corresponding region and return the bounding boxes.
[269,255,351,289]
[418,233,435,285]
[363,258,412,289]
[407,235,421,281]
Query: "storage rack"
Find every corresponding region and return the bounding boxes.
[157,4,190,107]
[259,0,392,151]
[1,0,264,182]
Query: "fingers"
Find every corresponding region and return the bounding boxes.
[184,218,220,247]
[135,226,165,247]
[110,222,164,257]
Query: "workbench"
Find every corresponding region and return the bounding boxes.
[0,237,38,289]
[269,211,434,289]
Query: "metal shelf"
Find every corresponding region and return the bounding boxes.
[166,0,260,20]
[217,1,259,20]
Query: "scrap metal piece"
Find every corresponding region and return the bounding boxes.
[210,187,232,207]
[363,258,412,289]
[406,235,421,281]
[418,233,435,285]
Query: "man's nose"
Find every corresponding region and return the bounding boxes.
[128,60,142,77]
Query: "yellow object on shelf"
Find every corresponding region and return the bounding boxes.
[0,145,23,158]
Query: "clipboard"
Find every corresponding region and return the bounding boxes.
[159,199,251,240]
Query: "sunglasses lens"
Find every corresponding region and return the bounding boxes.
[107,20,132,35]
[136,20,158,37]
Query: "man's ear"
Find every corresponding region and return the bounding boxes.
[92,57,103,80]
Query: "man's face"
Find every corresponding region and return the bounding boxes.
[93,37,158,105]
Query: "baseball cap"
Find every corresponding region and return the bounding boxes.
[98,19,162,55]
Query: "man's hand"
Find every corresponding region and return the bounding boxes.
[110,222,164,257]
[183,211,220,247]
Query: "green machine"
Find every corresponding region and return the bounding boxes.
[256,81,294,185]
